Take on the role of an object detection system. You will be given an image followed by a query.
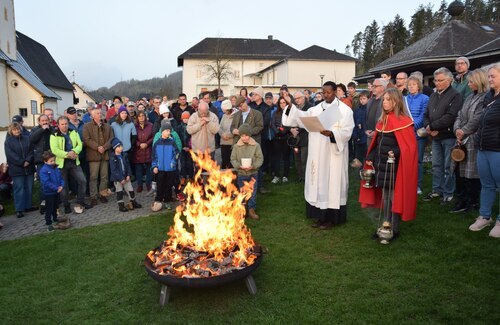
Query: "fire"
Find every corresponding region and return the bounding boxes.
[147,151,259,277]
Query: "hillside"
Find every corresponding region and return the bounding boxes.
[88,70,182,101]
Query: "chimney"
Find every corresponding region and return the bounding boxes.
[268,35,273,40]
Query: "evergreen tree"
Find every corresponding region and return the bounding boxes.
[433,0,450,28]
[361,20,380,72]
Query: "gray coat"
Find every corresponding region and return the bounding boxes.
[452,92,487,178]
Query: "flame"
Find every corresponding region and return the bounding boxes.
[148,151,258,277]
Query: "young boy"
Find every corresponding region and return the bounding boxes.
[38,151,69,231]
[151,122,179,211]
[230,123,263,220]
[351,91,369,168]
[109,138,142,212]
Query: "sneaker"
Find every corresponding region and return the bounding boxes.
[449,202,467,213]
[417,187,423,195]
[440,195,453,205]
[271,176,279,184]
[423,192,441,202]
[165,203,172,210]
[489,221,500,238]
[469,217,493,231]
[47,225,54,232]
[282,177,288,183]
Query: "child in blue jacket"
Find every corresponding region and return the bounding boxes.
[351,91,369,168]
[109,138,142,212]
[39,151,68,231]
[151,122,179,210]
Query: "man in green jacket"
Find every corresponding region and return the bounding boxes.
[50,116,92,214]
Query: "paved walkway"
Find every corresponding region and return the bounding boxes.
[0,190,172,241]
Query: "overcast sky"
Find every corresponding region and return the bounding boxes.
[14,0,446,89]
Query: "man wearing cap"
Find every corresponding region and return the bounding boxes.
[230,96,264,146]
[171,93,194,124]
[282,81,354,229]
[65,107,84,135]
[12,115,30,137]
[83,108,114,206]
[250,87,272,194]
[127,101,137,124]
[187,101,220,159]
[50,116,91,213]
[453,56,472,99]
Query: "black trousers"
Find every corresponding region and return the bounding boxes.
[155,171,176,202]
[44,194,59,225]
[220,145,233,170]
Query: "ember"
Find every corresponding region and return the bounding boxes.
[147,152,259,278]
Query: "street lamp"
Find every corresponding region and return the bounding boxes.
[320,74,325,86]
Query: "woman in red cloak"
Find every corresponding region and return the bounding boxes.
[359,88,418,242]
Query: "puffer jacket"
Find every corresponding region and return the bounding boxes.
[367,131,400,189]
[109,151,133,182]
[151,137,179,172]
[39,163,64,195]
[230,137,263,177]
[132,121,153,163]
[476,90,500,152]
[5,134,35,177]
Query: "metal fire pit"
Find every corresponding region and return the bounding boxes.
[144,246,263,306]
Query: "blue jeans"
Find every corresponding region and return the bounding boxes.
[477,150,500,221]
[237,174,258,209]
[135,163,152,187]
[12,174,34,212]
[417,137,426,188]
[431,138,455,197]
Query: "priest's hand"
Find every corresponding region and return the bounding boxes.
[320,130,333,137]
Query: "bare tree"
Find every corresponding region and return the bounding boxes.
[200,37,234,97]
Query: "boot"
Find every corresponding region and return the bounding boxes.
[131,200,142,209]
[118,202,128,212]
[248,208,260,220]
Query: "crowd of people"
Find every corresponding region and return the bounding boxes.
[0,58,499,241]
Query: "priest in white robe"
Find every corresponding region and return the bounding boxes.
[282,82,354,229]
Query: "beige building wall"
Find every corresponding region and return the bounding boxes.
[0,61,9,127]
[182,58,277,99]
[286,60,355,87]
[73,83,95,110]
[0,0,16,60]
[6,68,44,127]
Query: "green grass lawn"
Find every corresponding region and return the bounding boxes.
[0,169,499,323]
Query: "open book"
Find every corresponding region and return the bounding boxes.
[298,106,342,132]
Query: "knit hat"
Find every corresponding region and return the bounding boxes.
[159,104,170,115]
[181,111,191,119]
[118,106,128,115]
[161,120,172,132]
[235,96,247,107]
[456,56,470,68]
[238,123,252,136]
[111,138,122,150]
[221,99,232,112]
[252,86,264,98]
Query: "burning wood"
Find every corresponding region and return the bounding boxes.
[147,152,260,278]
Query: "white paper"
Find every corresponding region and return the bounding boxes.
[298,105,343,132]
[298,116,325,132]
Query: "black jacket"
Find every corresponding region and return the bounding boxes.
[170,103,194,125]
[366,97,382,132]
[5,134,35,177]
[476,90,500,152]
[251,101,272,141]
[424,86,463,140]
[29,125,54,164]
[367,131,400,189]
[295,101,312,147]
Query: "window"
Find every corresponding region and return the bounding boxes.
[4,7,7,21]
[30,100,38,115]
[234,71,240,79]
[19,108,28,117]
[7,41,10,54]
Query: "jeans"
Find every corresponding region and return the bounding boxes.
[135,163,152,187]
[431,137,455,197]
[417,137,427,189]
[60,160,87,206]
[12,174,34,212]
[271,138,290,178]
[477,150,500,220]
[237,174,257,209]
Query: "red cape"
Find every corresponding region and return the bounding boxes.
[358,113,418,221]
